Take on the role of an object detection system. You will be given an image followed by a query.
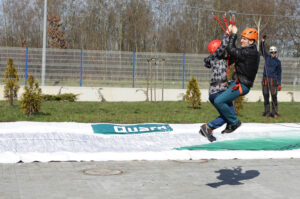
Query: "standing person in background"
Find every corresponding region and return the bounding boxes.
[200,29,235,142]
[260,35,282,118]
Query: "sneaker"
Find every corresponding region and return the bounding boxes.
[272,114,279,119]
[221,123,230,134]
[221,120,242,134]
[199,124,216,142]
[263,112,270,117]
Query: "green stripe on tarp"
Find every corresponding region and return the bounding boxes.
[175,136,300,151]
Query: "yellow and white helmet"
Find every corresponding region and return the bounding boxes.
[269,46,277,53]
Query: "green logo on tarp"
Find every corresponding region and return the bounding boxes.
[92,123,173,135]
[175,136,300,151]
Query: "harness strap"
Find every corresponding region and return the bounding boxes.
[229,15,236,25]
[232,79,243,95]
[214,14,234,76]
[223,13,229,30]
[271,78,273,86]
[214,16,229,35]
[265,78,267,86]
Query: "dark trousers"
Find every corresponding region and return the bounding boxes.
[208,91,236,129]
[214,80,250,125]
[262,77,278,115]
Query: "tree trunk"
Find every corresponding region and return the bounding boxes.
[254,16,262,51]
[9,88,13,106]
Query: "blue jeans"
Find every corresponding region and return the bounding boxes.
[213,80,250,125]
[207,91,236,130]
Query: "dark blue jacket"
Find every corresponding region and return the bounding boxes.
[260,42,282,85]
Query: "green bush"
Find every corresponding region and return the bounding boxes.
[42,93,78,102]
[185,77,201,109]
[20,76,42,116]
[234,95,245,115]
[42,94,57,101]
[3,58,19,106]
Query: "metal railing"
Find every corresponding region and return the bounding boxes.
[0,47,299,90]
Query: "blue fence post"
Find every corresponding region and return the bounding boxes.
[132,51,136,88]
[80,49,83,87]
[182,53,186,89]
[25,48,28,85]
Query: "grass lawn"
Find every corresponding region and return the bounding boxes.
[0,101,299,123]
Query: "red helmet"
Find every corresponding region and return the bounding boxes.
[208,40,221,54]
[241,28,258,41]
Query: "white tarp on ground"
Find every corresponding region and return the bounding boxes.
[0,122,300,163]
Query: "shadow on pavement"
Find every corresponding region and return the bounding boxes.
[207,166,260,188]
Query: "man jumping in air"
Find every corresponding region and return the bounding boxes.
[200,29,235,142]
[200,24,260,142]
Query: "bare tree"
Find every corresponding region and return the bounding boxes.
[122,0,154,52]
[47,14,68,48]
[0,0,297,55]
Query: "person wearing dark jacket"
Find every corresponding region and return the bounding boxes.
[260,37,282,118]
[201,25,260,137]
[200,32,235,142]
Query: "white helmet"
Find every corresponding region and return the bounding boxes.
[269,46,277,53]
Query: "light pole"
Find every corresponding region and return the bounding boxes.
[41,0,47,86]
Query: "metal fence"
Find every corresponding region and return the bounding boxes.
[0,47,299,90]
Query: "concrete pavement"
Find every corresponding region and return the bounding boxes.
[1,159,300,199]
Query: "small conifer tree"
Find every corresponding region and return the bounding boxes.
[185,77,201,109]
[228,64,244,115]
[20,76,42,116]
[3,58,19,106]
[233,95,244,115]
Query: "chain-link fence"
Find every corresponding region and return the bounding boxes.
[0,47,299,90]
